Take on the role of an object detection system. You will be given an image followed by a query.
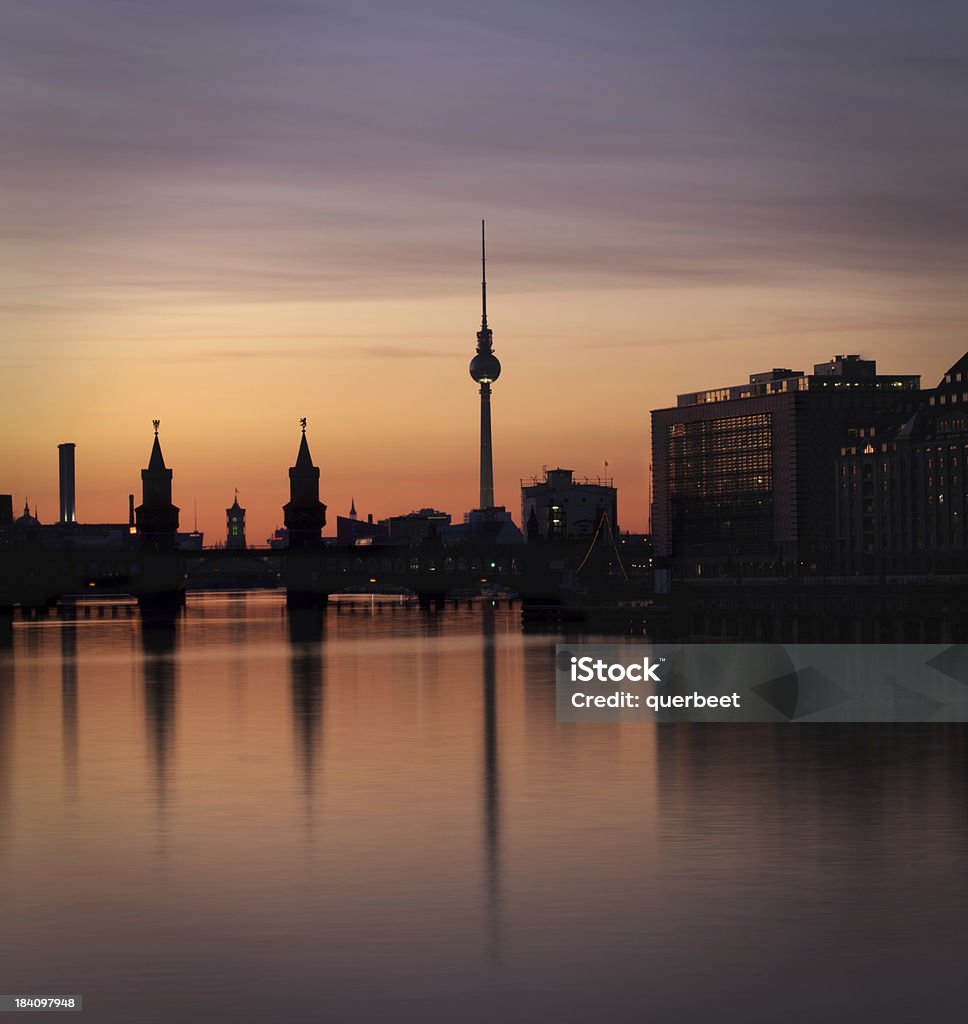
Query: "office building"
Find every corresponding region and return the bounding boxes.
[382,508,451,544]
[651,355,919,579]
[836,353,968,573]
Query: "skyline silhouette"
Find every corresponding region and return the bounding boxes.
[3,2,968,543]
[4,341,966,549]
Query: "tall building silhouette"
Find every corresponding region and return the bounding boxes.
[836,352,968,573]
[58,443,76,524]
[135,420,179,545]
[283,418,327,548]
[469,221,502,510]
[651,355,920,580]
[226,491,247,550]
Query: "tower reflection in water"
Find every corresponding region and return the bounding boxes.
[481,600,501,960]
[287,604,325,817]
[0,613,12,856]
[140,607,180,825]
[60,621,78,798]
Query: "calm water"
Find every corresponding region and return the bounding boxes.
[1,592,966,1023]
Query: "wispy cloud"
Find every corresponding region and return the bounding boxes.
[2,0,967,311]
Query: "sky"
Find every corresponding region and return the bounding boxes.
[2,0,968,542]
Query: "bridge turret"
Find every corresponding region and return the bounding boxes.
[135,420,179,547]
[283,418,327,548]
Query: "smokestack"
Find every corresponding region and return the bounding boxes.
[58,443,76,524]
[128,494,135,527]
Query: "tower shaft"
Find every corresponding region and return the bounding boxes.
[480,382,494,509]
[58,443,76,524]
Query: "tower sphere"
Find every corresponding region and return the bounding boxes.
[470,351,501,384]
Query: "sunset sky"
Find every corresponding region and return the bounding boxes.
[2,0,967,543]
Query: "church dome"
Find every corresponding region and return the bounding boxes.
[13,500,39,529]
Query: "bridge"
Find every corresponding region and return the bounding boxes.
[0,536,633,613]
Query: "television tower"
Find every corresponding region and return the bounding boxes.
[468,220,502,510]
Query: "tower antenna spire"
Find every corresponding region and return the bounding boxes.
[481,219,487,331]
[469,220,501,510]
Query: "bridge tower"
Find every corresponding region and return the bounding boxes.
[135,420,179,547]
[283,418,327,548]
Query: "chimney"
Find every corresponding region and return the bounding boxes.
[128,494,135,527]
[58,443,76,524]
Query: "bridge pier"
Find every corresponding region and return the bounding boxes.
[136,590,186,627]
[417,592,446,612]
[287,602,326,644]
[20,595,59,618]
[0,606,13,648]
[286,590,329,610]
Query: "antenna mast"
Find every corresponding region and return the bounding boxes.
[481,219,488,331]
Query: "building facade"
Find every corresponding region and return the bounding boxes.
[836,354,968,573]
[382,509,452,544]
[651,355,920,579]
[521,468,618,542]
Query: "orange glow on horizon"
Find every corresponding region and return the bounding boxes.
[2,277,962,545]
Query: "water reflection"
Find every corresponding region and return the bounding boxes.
[60,621,78,799]
[481,601,501,959]
[287,605,326,815]
[0,611,12,651]
[0,596,966,1024]
[140,610,180,824]
[0,619,12,854]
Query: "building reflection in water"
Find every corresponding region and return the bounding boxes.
[287,605,325,822]
[481,601,502,960]
[227,591,249,672]
[60,620,79,799]
[140,608,180,826]
[0,615,13,855]
[419,601,444,638]
[654,722,968,898]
